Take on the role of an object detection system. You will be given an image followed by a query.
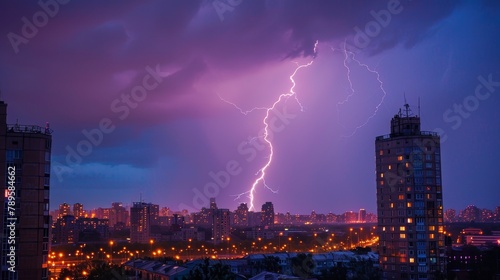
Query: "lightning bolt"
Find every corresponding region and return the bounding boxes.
[221,41,318,211]
[220,40,384,211]
[333,43,387,137]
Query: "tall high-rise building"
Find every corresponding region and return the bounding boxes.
[111,202,129,227]
[234,203,248,227]
[359,209,367,223]
[211,209,230,244]
[343,211,357,223]
[73,203,84,218]
[160,207,171,217]
[130,202,159,244]
[261,202,274,227]
[0,102,52,280]
[150,203,159,226]
[210,197,217,210]
[375,104,445,279]
[59,202,71,218]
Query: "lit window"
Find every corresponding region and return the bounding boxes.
[379,150,384,155]
[407,218,413,223]
[380,181,385,186]
[405,162,409,168]
[380,173,384,178]
[398,195,404,200]
[398,156,403,161]
[429,233,435,239]
[407,202,412,208]
[390,203,394,208]
[382,227,386,231]
[400,233,406,239]
[388,165,392,170]
[409,258,414,263]
[429,226,435,231]
[400,226,406,231]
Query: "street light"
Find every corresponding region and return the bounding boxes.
[109,240,114,265]
[279,232,283,251]
[349,228,353,249]
[150,239,154,256]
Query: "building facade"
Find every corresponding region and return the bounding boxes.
[0,102,52,280]
[359,209,367,223]
[212,209,230,244]
[73,203,83,218]
[58,202,71,218]
[130,202,159,244]
[375,105,445,279]
[110,202,129,228]
[261,202,274,227]
[234,203,249,227]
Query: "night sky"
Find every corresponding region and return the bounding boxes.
[1,1,499,214]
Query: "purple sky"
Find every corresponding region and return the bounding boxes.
[1,0,499,214]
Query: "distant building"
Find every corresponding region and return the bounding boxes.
[460,205,480,222]
[171,213,185,231]
[160,207,171,217]
[459,228,500,246]
[375,103,446,279]
[0,102,52,280]
[261,202,274,227]
[358,209,367,223]
[310,210,317,223]
[93,207,111,221]
[52,215,109,244]
[326,212,338,223]
[130,202,159,244]
[444,209,457,223]
[446,245,500,279]
[210,197,217,210]
[111,202,129,228]
[343,211,357,223]
[150,204,160,226]
[212,209,231,244]
[73,203,84,218]
[59,202,71,218]
[75,217,109,242]
[192,207,213,226]
[248,211,262,227]
[234,203,249,227]
[53,215,76,245]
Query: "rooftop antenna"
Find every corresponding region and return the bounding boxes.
[418,97,421,118]
[403,92,410,118]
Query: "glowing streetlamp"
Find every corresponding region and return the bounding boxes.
[349,228,353,248]
[150,239,154,256]
[109,240,114,264]
[279,232,283,251]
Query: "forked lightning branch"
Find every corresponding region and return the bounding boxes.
[6,165,17,273]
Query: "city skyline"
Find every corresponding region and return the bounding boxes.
[52,199,499,222]
[1,1,500,214]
